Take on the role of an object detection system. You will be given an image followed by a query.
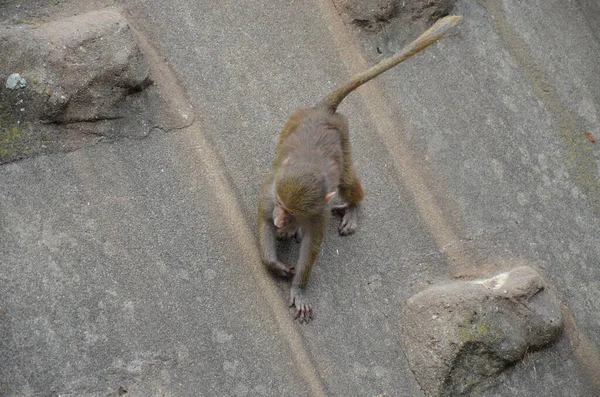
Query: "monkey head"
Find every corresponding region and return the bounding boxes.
[273,161,335,228]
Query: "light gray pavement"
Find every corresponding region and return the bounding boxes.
[1,0,599,396]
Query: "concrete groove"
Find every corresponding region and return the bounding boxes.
[314,2,598,391]
[315,0,474,277]
[133,22,328,397]
[312,1,478,392]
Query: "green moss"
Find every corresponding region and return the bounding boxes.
[457,317,474,342]
[475,322,489,335]
[16,18,44,27]
[456,317,501,343]
[0,125,21,155]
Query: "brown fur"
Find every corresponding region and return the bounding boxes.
[258,106,362,322]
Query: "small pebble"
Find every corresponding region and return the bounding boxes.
[6,73,27,89]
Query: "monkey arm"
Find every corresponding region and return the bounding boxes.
[289,217,327,321]
[258,177,295,278]
[258,214,295,278]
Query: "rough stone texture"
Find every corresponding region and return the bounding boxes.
[1,0,599,396]
[35,11,151,124]
[5,73,27,90]
[402,0,457,21]
[336,0,397,24]
[336,0,456,30]
[402,267,564,396]
[0,10,171,164]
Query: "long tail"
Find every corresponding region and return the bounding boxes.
[316,15,462,112]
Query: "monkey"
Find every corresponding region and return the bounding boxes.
[258,15,461,322]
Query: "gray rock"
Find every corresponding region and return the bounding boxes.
[337,0,457,30]
[402,267,564,396]
[5,73,27,89]
[401,0,457,22]
[337,0,397,22]
[0,10,187,164]
[31,11,152,124]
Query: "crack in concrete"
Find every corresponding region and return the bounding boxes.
[42,115,125,125]
[150,117,196,135]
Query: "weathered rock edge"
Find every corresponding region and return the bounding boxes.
[402,266,563,396]
[0,9,185,164]
[336,0,457,31]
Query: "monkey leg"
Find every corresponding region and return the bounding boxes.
[335,175,364,236]
[334,113,364,236]
[258,217,295,277]
[332,203,360,236]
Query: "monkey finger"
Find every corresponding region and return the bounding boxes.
[339,225,350,235]
[340,224,357,236]
[338,220,350,235]
[339,217,349,229]
[339,213,358,235]
[273,261,294,277]
[303,305,313,322]
[293,230,303,243]
[298,308,306,323]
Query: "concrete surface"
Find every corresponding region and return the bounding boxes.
[1,0,599,396]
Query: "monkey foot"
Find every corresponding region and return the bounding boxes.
[289,288,313,323]
[268,261,295,278]
[332,204,359,236]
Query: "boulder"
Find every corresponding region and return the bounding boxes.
[0,10,163,163]
[402,267,563,396]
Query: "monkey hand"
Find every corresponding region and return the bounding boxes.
[332,204,358,236]
[291,227,303,243]
[289,287,313,323]
[267,261,295,278]
[276,225,303,243]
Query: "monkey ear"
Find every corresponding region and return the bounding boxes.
[325,191,336,203]
[283,157,291,166]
